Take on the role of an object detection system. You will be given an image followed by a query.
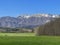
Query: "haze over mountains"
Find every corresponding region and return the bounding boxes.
[0,14,60,28]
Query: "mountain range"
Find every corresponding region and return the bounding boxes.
[0,14,60,28]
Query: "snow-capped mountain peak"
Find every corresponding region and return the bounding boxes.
[18,14,60,18]
[0,14,59,28]
[23,15,31,18]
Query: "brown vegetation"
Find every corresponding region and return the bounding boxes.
[35,18,60,36]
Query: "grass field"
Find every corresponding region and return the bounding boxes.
[0,33,60,45]
[0,33,35,36]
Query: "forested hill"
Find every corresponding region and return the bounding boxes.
[35,18,60,36]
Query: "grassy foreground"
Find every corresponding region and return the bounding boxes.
[0,33,60,45]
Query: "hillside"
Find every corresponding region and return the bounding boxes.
[35,18,60,36]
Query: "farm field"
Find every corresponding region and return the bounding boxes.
[0,33,60,45]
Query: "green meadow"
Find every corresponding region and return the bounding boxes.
[0,33,60,45]
[0,33,35,36]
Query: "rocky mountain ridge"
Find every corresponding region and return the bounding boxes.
[0,14,60,28]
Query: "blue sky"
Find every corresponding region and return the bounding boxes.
[0,0,60,17]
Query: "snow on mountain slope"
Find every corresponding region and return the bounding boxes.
[0,14,59,28]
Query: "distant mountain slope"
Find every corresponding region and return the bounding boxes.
[0,14,60,28]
